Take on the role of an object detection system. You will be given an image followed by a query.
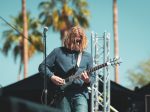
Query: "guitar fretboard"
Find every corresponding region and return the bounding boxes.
[86,62,109,74]
[65,62,110,83]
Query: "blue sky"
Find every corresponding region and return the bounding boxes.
[0,0,150,90]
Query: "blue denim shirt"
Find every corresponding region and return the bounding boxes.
[38,47,95,99]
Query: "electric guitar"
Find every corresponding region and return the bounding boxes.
[45,58,121,106]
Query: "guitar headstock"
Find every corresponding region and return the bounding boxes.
[109,57,122,66]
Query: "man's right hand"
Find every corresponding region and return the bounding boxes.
[50,75,65,86]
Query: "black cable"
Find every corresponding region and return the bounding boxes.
[0,16,32,44]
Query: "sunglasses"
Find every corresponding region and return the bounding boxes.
[74,37,82,44]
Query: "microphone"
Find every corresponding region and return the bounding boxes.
[43,26,48,33]
[43,27,48,38]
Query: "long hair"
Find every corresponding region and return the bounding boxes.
[64,26,87,52]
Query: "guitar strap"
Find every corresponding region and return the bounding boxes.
[77,52,82,67]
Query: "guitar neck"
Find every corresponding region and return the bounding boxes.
[65,62,110,83]
[86,62,110,74]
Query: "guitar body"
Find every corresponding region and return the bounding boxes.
[49,88,65,106]
[48,67,77,106]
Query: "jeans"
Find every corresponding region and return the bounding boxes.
[56,94,88,112]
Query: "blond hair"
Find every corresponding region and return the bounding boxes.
[64,26,87,52]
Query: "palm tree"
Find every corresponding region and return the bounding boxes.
[22,0,28,78]
[1,12,43,80]
[113,0,119,83]
[38,0,90,44]
[128,58,150,88]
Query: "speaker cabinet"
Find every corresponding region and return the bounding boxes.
[145,95,150,112]
[0,96,60,112]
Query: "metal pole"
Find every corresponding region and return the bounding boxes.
[103,32,110,112]
[43,27,48,105]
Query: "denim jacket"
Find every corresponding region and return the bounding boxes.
[38,47,95,99]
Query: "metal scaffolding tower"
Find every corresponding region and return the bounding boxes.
[90,31,110,112]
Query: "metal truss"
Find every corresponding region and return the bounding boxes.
[90,31,111,112]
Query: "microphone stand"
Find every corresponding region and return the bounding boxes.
[43,27,48,105]
[0,16,48,104]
